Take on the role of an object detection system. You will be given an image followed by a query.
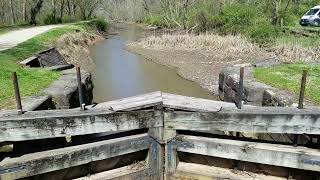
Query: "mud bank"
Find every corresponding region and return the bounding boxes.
[127,34,272,96]
[54,31,105,72]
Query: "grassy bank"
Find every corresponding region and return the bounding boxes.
[254,63,320,105]
[0,20,107,109]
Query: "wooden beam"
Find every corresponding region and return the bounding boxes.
[174,162,286,180]
[73,162,153,180]
[165,140,177,176]
[93,91,163,112]
[162,93,236,112]
[0,134,152,180]
[177,135,320,172]
[0,110,161,142]
[164,110,320,134]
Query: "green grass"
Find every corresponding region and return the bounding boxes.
[0,22,100,109]
[254,63,320,105]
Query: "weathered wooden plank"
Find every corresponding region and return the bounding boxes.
[73,162,152,180]
[165,140,177,177]
[0,110,161,142]
[174,162,286,180]
[177,135,320,172]
[93,91,163,111]
[165,111,320,134]
[0,134,151,180]
[221,106,320,114]
[162,93,236,112]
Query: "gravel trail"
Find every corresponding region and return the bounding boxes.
[0,25,64,51]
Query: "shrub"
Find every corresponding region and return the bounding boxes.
[89,19,108,31]
[220,4,258,34]
[43,14,62,25]
[186,9,223,32]
[144,16,169,28]
[248,20,280,44]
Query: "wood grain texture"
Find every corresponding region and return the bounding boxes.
[162,93,236,112]
[93,91,163,112]
[174,162,286,180]
[73,162,154,180]
[0,134,151,180]
[165,111,320,134]
[177,135,320,172]
[0,110,161,142]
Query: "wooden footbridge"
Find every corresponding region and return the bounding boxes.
[0,92,320,179]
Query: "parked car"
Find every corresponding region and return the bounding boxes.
[300,6,320,26]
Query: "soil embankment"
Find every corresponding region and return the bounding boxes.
[127,30,319,103]
[54,31,105,72]
[127,34,272,95]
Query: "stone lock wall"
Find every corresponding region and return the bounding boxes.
[219,67,294,107]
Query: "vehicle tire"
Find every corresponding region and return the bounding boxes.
[314,19,320,26]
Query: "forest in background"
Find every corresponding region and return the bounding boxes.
[0,0,103,26]
[104,0,320,43]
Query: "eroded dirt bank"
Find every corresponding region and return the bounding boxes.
[53,31,105,72]
[127,33,319,96]
[127,34,272,95]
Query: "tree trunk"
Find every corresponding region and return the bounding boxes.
[60,0,65,19]
[10,0,16,24]
[23,0,28,22]
[52,0,56,19]
[67,0,72,17]
[30,0,43,25]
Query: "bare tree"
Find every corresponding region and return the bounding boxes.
[23,0,28,22]
[10,0,16,24]
[30,0,44,25]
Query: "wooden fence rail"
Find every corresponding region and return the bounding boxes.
[0,134,152,179]
[176,135,320,172]
[1,92,320,179]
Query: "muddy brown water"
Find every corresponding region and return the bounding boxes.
[90,24,216,103]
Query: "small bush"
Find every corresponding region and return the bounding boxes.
[144,16,169,28]
[220,4,258,34]
[43,14,62,25]
[186,9,223,32]
[248,20,280,44]
[89,19,108,31]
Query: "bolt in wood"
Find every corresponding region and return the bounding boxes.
[12,72,23,115]
[76,66,85,111]
[298,69,308,109]
[236,67,244,109]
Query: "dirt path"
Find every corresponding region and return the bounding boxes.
[0,25,64,51]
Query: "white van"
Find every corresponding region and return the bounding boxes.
[300,6,320,26]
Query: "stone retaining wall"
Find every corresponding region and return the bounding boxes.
[219,67,294,107]
[43,69,93,109]
[19,48,93,110]
[20,48,69,68]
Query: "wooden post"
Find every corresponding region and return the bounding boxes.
[235,67,244,138]
[298,69,308,109]
[148,110,164,179]
[12,72,23,115]
[165,140,177,179]
[236,67,244,109]
[76,66,85,111]
[295,70,308,147]
[163,111,178,179]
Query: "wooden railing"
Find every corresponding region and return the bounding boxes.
[0,92,320,179]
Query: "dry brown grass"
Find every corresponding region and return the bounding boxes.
[271,44,320,63]
[132,34,258,53]
[129,33,272,65]
[131,33,320,63]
